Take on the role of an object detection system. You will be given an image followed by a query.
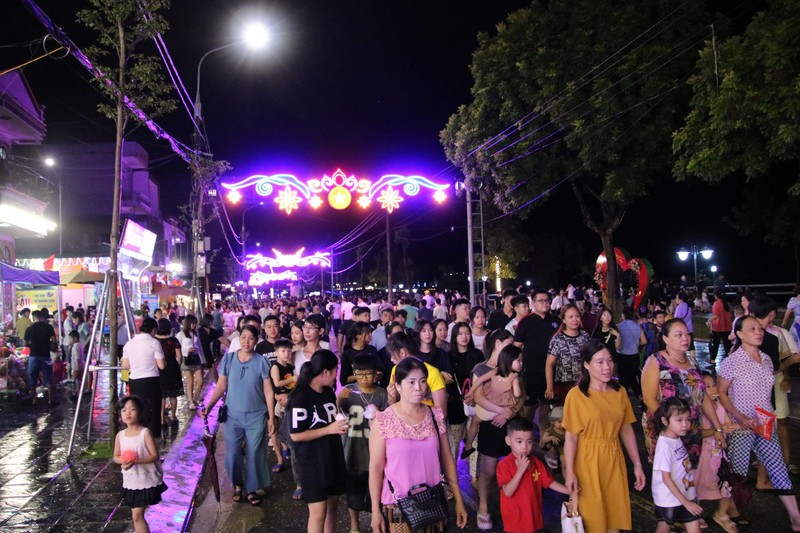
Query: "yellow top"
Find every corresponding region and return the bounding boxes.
[390,361,445,406]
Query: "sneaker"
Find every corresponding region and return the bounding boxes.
[477,513,492,530]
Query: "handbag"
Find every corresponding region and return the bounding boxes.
[184,351,201,367]
[717,451,733,498]
[217,403,228,423]
[386,407,449,529]
[457,378,476,418]
[561,493,585,533]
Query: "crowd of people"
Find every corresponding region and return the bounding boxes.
[19,281,800,533]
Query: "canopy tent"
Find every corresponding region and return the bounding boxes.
[60,269,105,285]
[0,261,59,285]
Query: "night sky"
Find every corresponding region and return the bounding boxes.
[1,1,790,290]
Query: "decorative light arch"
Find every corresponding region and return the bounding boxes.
[222,168,449,214]
[244,248,331,287]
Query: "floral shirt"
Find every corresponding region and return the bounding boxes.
[548,331,590,383]
[644,351,706,467]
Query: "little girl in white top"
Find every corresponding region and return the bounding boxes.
[114,395,167,533]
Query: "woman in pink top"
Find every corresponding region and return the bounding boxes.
[369,357,468,532]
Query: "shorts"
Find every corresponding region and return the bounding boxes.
[341,319,354,337]
[477,420,510,458]
[28,356,53,386]
[303,484,345,504]
[654,504,701,525]
[775,373,789,419]
[523,370,547,406]
[332,319,342,335]
[345,470,370,511]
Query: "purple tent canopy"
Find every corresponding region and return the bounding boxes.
[0,262,59,285]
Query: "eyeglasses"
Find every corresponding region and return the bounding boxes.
[302,325,319,331]
[534,299,550,303]
[354,371,375,378]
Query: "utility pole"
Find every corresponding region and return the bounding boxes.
[386,213,393,302]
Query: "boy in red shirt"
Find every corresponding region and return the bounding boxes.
[497,418,570,533]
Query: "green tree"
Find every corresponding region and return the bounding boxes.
[441,0,708,312]
[673,0,800,278]
[78,0,175,441]
[673,0,800,187]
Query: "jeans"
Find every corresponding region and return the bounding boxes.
[224,409,271,493]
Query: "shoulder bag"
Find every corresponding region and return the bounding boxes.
[386,407,449,530]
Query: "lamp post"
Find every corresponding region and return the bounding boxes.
[676,244,713,287]
[43,157,62,256]
[240,202,263,283]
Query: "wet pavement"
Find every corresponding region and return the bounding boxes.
[4,340,800,532]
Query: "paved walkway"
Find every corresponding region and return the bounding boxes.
[3,341,800,531]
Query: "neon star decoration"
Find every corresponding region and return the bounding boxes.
[275,186,301,214]
[245,248,331,270]
[221,168,448,214]
[377,186,403,213]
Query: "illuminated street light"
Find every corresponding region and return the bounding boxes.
[243,23,269,49]
[710,265,718,273]
[676,244,713,287]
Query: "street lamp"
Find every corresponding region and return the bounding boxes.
[676,244,713,286]
[193,22,269,122]
[39,157,64,257]
[241,202,264,281]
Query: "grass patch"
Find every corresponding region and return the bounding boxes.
[79,441,114,460]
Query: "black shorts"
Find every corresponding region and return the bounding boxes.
[477,420,510,458]
[523,371,547,406]
[341,319,354,337]
[345,470,370,511]
[654,504,701,525]
[332,319,342,335]
[303,484,345,504]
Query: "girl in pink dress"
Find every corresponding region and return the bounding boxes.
[696,374,744,532]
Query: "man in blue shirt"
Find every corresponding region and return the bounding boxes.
[618,306,645,397]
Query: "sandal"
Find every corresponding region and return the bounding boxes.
[292,487,303,500]
[730,515,749,527]
[271,463,286,473]
[712,513,738,533]
[789,464,800,476]
[477,512,492,530]
[460,446,476,460]
[232,488,243,503]
[282,449,291,462]
[246,492,262,506]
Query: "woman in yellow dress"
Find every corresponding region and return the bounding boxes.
[564,338,647,532]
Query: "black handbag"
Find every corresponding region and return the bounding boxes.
[184,351,201,367]
[386,407,449,529]
[217,403,228,423]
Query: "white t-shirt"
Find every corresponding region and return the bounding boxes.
[341,301,355,320]
[368,302,381,322]
[122,333,165,379]
[433,305,448,321]
[652,435,696,507]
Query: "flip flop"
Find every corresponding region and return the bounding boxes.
[292,488,303,500]
[232,489,243,503]
[271,463,286,473]
[713,513,737,533]
[247,492,262,506]
[730,516,750,527]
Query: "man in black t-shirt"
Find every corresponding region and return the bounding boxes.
[514,289,560,431]
[488,289,518,331]
[256,315,281,363]
[24,310,57,405]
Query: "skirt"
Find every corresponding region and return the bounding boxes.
[122,482,167,508]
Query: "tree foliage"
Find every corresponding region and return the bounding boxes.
[79,0,175,126]
[441,0,708,309]
[673,0,800,189]
[77,0,175,441]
